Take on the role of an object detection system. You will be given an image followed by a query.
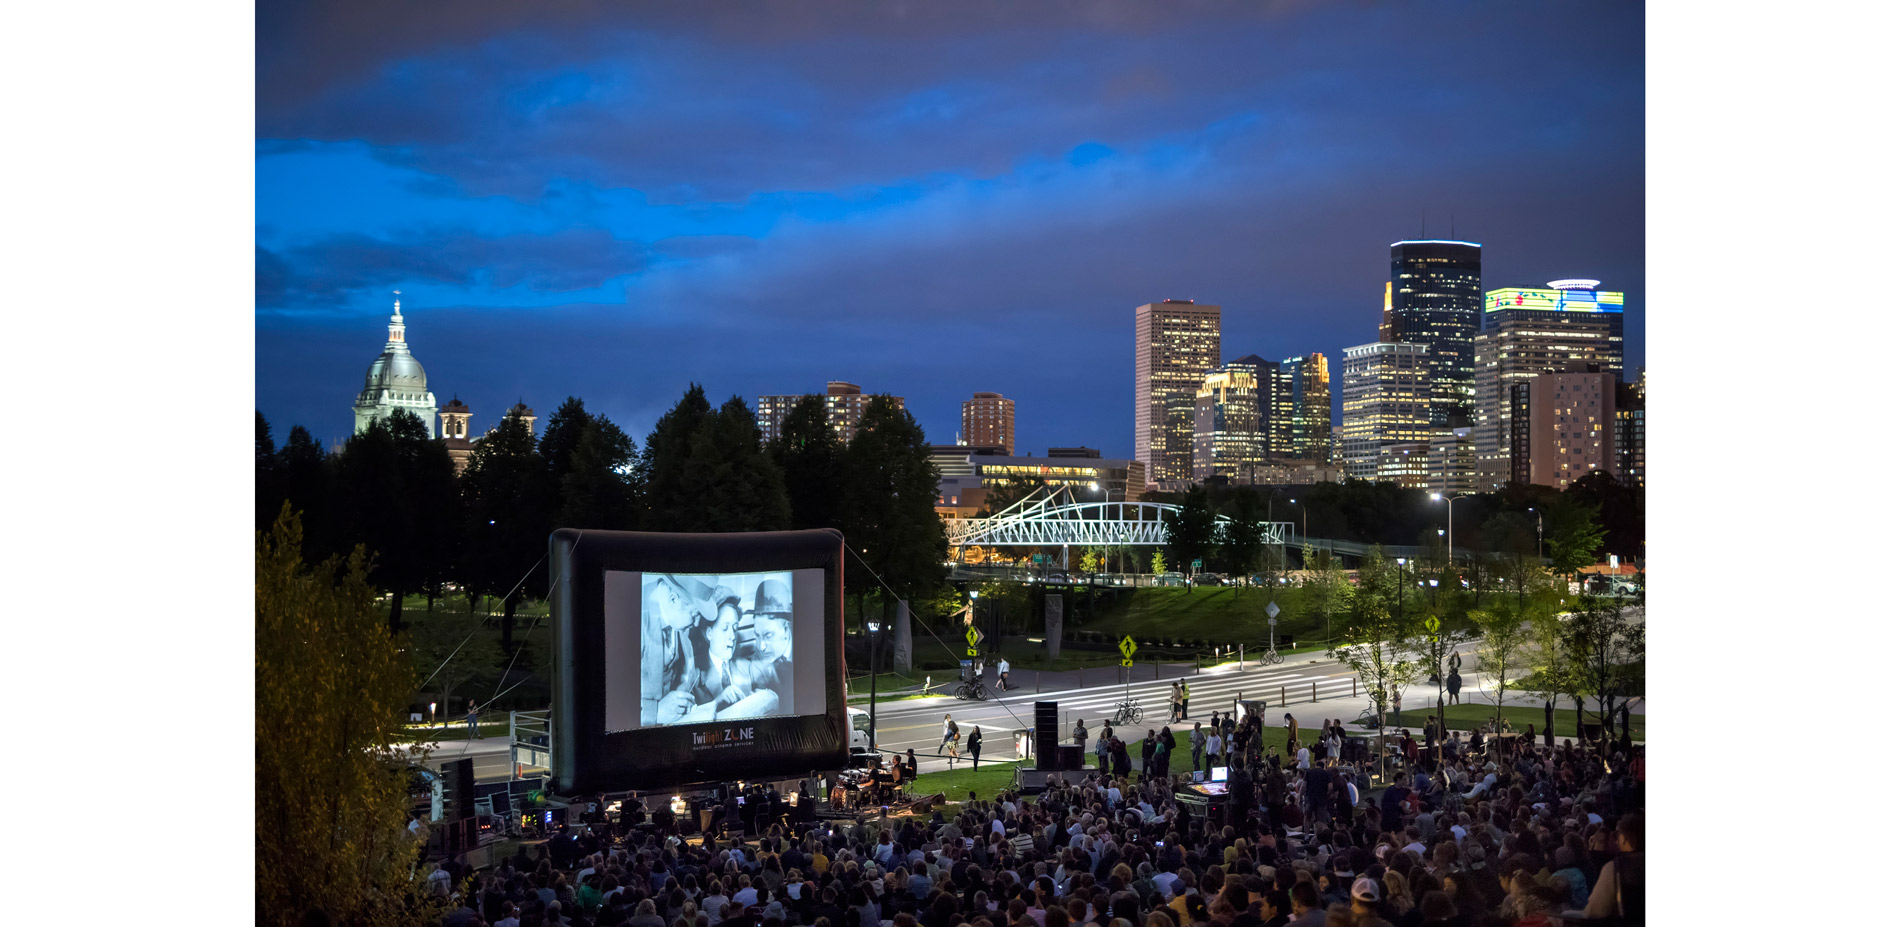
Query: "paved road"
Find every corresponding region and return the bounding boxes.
[440,606,1642,783]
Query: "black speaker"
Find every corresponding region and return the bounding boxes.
[441,758,476,820]
[1034,702,1059,765]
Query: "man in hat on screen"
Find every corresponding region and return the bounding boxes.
[711,578,795,719]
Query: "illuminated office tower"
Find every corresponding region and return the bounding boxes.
[1280,352,1333,462]
[1389,240,1483,427]
[1340,342,1432,481]
[1614,380,1644,488]
[960,392,1016,455]
[1135,300,1222,486]
[1192,362,1265,483]
[1473,280,1625,488]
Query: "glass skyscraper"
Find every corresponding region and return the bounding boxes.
[1389,240,1484,428]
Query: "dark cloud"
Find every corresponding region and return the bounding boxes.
[257,228,648,310]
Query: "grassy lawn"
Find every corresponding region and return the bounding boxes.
[1390,703,1644,741]
[910,759,1032,800]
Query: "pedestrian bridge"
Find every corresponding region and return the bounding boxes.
[943,493,1291,549]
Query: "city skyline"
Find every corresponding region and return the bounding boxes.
[255,3,1644,457]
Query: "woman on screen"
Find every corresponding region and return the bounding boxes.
[641,574,708,725]
[687,591,782,721]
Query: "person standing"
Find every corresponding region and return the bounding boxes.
[1179,680,1191,721]
[467,700,481,737]
[997,658,1012,690]
[968,726,984,768]
[1167,682,1183,722]
[1189,722,1206,772]
[1284,713,1300,757]
[1072,718,1088,748]
[1204,726,1223,774]
[1095,723,1112,771]
[1141,730,1157,773]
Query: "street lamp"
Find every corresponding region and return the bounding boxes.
[1527,507,1545,565]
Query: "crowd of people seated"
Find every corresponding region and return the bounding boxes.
[423,717,1643,927]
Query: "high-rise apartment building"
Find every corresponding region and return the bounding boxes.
[1389,240,1484,427]
[1135,300,1222,486]
[1227,354,1287,458]
[1614,380,1644,488]
[1340,342,1432,481]
[960,392,1016,455]
[1527,364,1617,490]
[1473,280,1625,489]
[1281,353,1333,462]
[1192,362,1266,483]
[756,381,905,445]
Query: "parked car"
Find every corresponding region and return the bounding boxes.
[1192,573,1226,586]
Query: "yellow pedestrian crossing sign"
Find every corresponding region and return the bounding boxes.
[1424,616,1440,633]
[966,626,984,647]
[1118,635,1137,659]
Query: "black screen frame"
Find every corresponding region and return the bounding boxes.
[551,528,846,794]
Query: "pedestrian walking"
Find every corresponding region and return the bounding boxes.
[1179,680,1190,720]
[968,726,983,767]
[1168,682,1183,722]
[466,700,480,737]
[997,657,1011,690]
[942,714,961,766]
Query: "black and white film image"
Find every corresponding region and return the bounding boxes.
[639,571,794,727]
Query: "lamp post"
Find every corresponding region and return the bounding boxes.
[1528,507,1544,565]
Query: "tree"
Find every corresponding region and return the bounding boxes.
[638,385,713,531]
[1161,484,1220,573]
[278,424,335,564]
[257,412,285,533]
[333,410,458,632]
[459,410,548,653]
[555,411,638,530]
[679,397,791,531]
[256,506,438,926]
[1304,546,1351,640]
[1151,549,1167,577]
[1480,512,1541,611]
[1520,604,1576,748]
[1080,548,1104,573]
[1328,592,1426,780]
[770,394,842,530]
[405,607,503,728]
[1545,494,1608,577]
[1469,606,1532,734]
[1218,490,1267,579]
[839,396,947,632]
[1561,596,1645,746]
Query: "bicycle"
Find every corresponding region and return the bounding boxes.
[1257,646,1284,666]
[1354,703,1383,730]
[1110,699,1144,726]
[954,681,988,701]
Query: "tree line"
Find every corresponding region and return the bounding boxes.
[255,386,948,647]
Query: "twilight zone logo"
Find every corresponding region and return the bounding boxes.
[691,726,756,750]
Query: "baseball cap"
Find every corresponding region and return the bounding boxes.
[1351,877,1380,902]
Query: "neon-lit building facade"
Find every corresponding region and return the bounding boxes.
[1389,240,1484,428]
[1473,280,1625,489]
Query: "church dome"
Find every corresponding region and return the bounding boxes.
[363,350,428,393]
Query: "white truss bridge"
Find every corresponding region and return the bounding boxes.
[943,489,1292,549]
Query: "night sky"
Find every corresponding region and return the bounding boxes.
[255,1,1644,456]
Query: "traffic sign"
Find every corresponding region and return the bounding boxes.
[1268,617,1278,627]
[1120,658,1133,667]
[965,626,984,647]
[1424,615,1440,634]
[967,647,980,657]
[1118,635,1137,659]
[1265,601,1281,620]
[1192,559,1203,570]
